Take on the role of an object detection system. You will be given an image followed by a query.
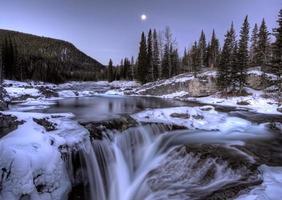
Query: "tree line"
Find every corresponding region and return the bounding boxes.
[107,9,282,95]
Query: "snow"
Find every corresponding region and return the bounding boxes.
[131,106,268,135]
[236,165,282,200]
[104,90,124,95]
[247,68,278,81]
[196,88,281,115]
[0,111,89,200]
[5,87,41,99]
[160,91,189,99]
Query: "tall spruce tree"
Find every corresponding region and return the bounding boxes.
[137,32,148,84]
[161,44,170,79]
[272,9,282,98]
[237,16,250,93]
[152,29,160,80]
[191,41,200,76]
[257,19,271,66]
[147,29,153,82]
[198,30,207,68]
[250,23,259,66]
[171,48,180,76]
[107,59,114,82]
[217,23,236,92]
[208,30,220,68]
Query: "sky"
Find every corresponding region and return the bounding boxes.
[0,0,281,65]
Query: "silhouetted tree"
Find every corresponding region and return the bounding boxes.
[137,32,148,84]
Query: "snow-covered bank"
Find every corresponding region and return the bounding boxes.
[192,87,282,115]
[0,111,89,200]
[131,106,269,135]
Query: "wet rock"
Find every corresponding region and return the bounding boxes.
[192,114,204,120]
[33,118,57,131]
[38,86,59,98]
[146,144,261,200]
[170,113,190,119]
[0,113,24,138]
[81,114,138,139]
[277,107,282,113]
[0,100,8,111]
[237,100,250,105]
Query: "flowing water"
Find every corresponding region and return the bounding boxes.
[10,95,282,199]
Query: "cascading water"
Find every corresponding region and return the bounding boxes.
[70,123,264,200]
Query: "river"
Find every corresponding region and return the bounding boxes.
[8,95,282,200]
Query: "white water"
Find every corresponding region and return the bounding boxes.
[75,123,270,200]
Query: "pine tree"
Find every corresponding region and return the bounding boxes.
[152,29,160,80]
[257,19,271,66]
[123,58,130,80]
[198,30,207,67]
[208,30,220,68]
[272,9,282,98]
[191,41,200,76]
[250,23,259,66]
[2,36,17,80]
[237,16,250,93]
[171,48,180,76]
[161,44,170,79]
[217,23,236,92]
[107,59,114,82]
[147,29,153,82]
[137,32,148,84]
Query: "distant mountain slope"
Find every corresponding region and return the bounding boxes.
[0,29,105,82]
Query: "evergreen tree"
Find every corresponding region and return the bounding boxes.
[182,48,188,69]
[2,37,17,80]
[237,16,250,93]
[147,29,153,82]
[250,23,259,66]
[161,44,170,79]
[137,32,148,84]
[171,48,180,76]
[272,9,282,98]
[198,30,207,67]
[107,59,114,82]
[208,30,220,68]
[191,41,200,76]
[152,29,160,80]
[257,19,271,66]
[123,58,130,79]
[217,23,236,92]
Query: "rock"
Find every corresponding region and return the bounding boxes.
[146,144,261,200]
[277,107,282,113]
[81,114,138,139]
[192,114,204,120]
[246,73,275,90]
[0,100,8,111]
[33,118,57,131]
[237,100,250,105]
[38,86,59,98]
[170,113,190,119]
[0,113,24,138]
[136,73,217,97]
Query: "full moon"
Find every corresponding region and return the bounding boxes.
[141,14,147,21]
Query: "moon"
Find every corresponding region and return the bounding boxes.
[141,14,147,21]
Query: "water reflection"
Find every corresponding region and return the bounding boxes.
[45,96,188,122]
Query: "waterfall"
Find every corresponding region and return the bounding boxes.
[68,124,263,200]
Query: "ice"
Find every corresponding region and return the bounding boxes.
[131,106,268,134]
[0,111,89,200]
[236,165,282,200]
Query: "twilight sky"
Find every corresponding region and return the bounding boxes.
[0,0,281,65]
